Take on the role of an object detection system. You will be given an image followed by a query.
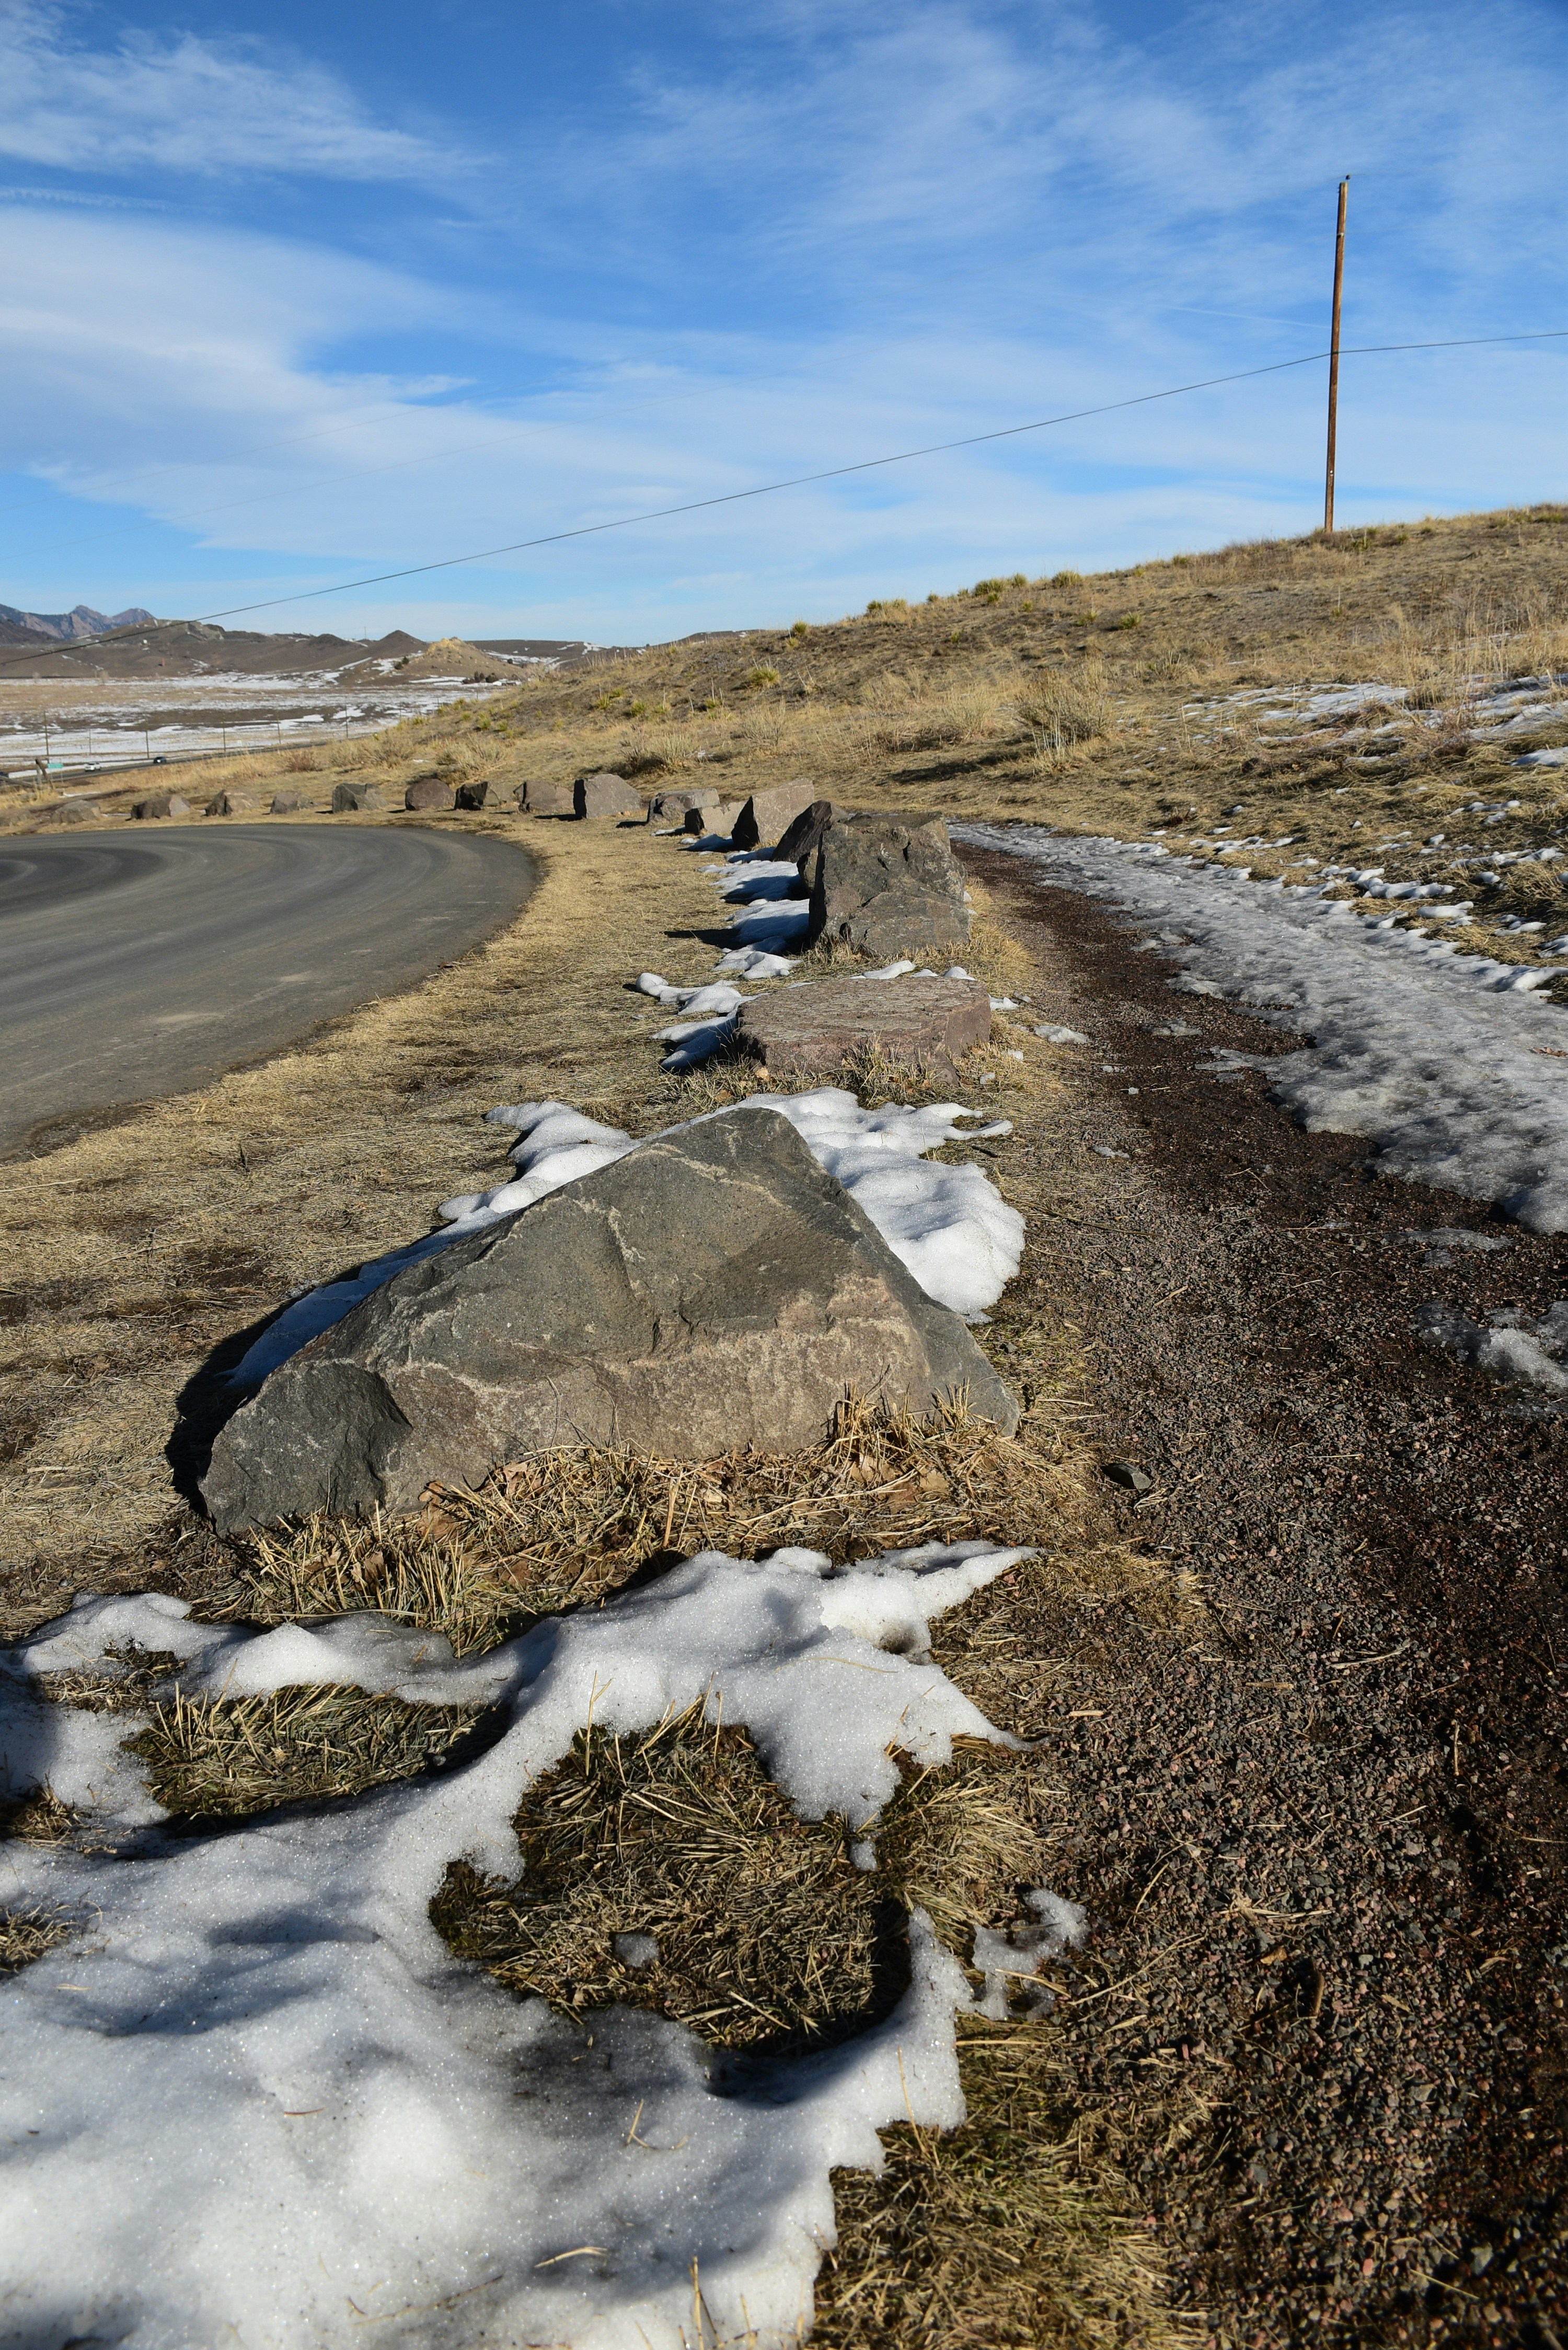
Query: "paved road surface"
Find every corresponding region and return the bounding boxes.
[0,824,536,1156]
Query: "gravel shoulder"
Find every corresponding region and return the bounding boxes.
[963,845,1568,2345]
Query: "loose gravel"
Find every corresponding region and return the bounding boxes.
[962,846,1568,2349]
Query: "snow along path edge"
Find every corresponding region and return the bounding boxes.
[961,821,1568,1231]
[1,1540,1023,2350]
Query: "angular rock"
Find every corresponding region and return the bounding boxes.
[201,1107,1016,1529]
[684,799,747,836]
[733,973,991,1082]
[48,796,101,825]
[331,781,387,812]
[205,791,240,816]
[271,789,312,815]
[404,776,454,811]
[650,786,720,822]
[775,797,836,873]
[454,779,491,811]
[132,792,191,820]
[806,811,971,959]
[575,771,644,819]
[524,780,575,817]
[731,780,818,851]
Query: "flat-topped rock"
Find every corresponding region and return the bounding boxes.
[47,796,101,826]
[733,973,991,1082]
[806,810,971,959]
[201,1107,1016,1528]
[732,781,817,851]
[684,798,747,836]
[133,792,191,819]
[331,781,387,812]
[520,780,574,815]
[575,772,644,819]
[454,779,491,810]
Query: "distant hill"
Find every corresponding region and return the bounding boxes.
[0,602,155,640]
[0,619,429,679]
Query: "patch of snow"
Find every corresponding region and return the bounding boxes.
[962,823,1568,1232]
[1033,1023,1090,1045]
[1417,1301,1568,1395]
[971,1889,1088,2020]
[1,1539,1027,2349]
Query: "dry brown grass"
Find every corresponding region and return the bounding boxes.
[432,1706,1042,2056]
[128,1681,482,1816]
[0,1905,74,1973]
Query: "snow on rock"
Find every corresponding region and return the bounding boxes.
[963,822,1568,1231]
[233,1086,1023,1386]
[1,1540,1024,2350]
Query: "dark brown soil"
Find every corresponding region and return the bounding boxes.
[963,845,1568,2348]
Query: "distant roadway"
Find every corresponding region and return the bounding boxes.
[0,824,536,1156]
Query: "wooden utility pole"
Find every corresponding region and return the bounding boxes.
[1324,176,1350,534]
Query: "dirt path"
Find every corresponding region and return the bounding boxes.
[964,846,1568,2347]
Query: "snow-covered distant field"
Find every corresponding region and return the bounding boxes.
[0,667,514,777]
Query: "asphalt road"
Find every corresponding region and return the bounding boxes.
[0,823,536,1156]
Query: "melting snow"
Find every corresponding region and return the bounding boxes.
[962,823,1568,1231]
[0,1540,1028,2349]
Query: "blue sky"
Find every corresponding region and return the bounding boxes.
[1,0,1564,643]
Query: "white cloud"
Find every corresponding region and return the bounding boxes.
[0,1,462,181]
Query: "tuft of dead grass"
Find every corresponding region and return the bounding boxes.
[0,1787,78,1842]
[127,1681,483,1817]
[812,2022,1191,2350]
[433,1704,1041,2059]
[0,1905,74,1974]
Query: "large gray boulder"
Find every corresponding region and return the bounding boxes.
[806,811,971,959]
[731,780,817,851]
[521,780,574,816]
[405,776,454,811]
[201,1108,1015,1530]
[684,799,747,836]
[575,771,644,819]
[133,792,190,820]
[733,973,991,1083]
[331,780,386,812]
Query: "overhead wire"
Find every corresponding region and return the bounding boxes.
[4,324,1565,676]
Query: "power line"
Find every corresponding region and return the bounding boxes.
[5,324,1565,676]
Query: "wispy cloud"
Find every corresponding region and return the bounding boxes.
[0,1,465,181]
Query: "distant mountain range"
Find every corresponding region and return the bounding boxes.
[0,602,156,641]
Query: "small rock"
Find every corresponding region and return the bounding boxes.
[731,780,818,851]
[454,779,491,811]
[733,973,991,1082]
[806,810,972,959]
[575,771,644,819]
[1101,1460,1154,1496]
[521,780,574,816]
[270,790,312,814]
[684,799,747,836]
[404,776,455,811]
[331,781,386,813]
[132,792,191,819]
[649,786,719,822]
